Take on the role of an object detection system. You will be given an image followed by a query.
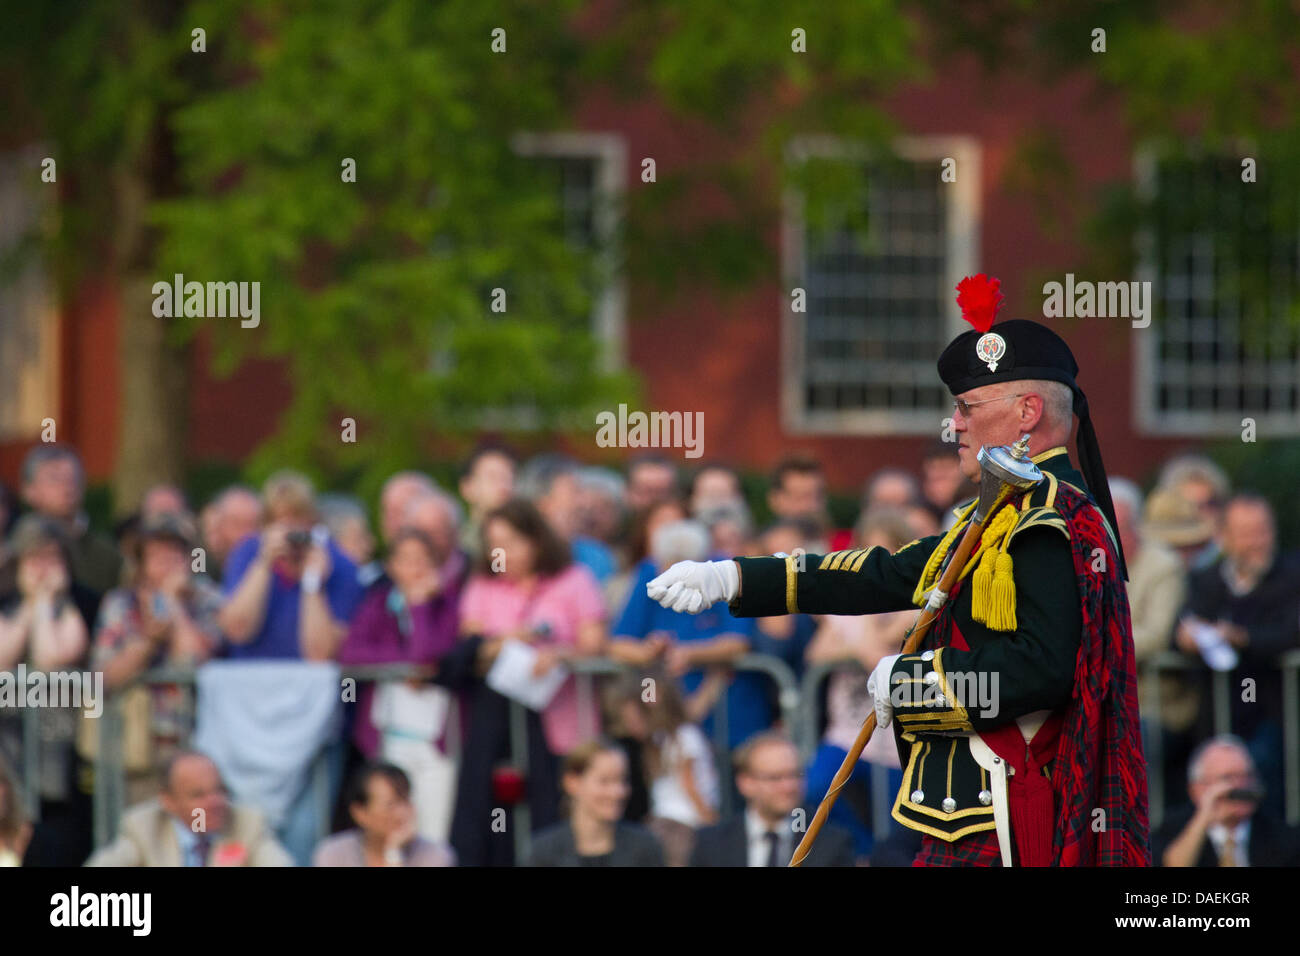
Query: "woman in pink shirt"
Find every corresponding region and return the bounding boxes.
[449,498,608,866]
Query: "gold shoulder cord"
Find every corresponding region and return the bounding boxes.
[910,498,1024,631]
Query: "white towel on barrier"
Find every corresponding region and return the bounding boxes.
[193,660,342,830]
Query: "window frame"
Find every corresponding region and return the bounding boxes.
[511,131,628,374]
[1133,144,1300,437]
[780,134,980,436]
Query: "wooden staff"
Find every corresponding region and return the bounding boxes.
[788,435,1041,867]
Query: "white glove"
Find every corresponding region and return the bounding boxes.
[646,559,740,615]
[866,653,902,728]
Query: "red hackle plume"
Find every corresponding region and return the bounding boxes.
[955,274,1005,334]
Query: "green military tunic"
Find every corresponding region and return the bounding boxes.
[729,447,1104,841]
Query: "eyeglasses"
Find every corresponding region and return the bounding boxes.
[952,393,1025,417]
[747,770,804,783]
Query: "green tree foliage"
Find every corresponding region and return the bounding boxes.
[0,0,919,498]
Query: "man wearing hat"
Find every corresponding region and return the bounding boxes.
[646,276,1149,866]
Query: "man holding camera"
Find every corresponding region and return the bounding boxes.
[1155,735,1300,866]
[217,470,363,661]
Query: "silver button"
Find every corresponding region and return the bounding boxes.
[941,797,957,813]
[910,789,925,804]
[978,790,992,806]
[923,671,939,686]
[921,650,935,662]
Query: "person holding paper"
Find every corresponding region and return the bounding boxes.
[449,498,608,866]
[1176,494,1300,818]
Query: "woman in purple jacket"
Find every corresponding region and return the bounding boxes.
[339,528,463,840]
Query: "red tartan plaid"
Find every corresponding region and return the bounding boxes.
[912,830,1003,867]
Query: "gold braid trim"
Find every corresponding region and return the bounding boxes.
[911,500,978,607]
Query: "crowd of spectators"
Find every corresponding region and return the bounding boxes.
[0,438,1297,867]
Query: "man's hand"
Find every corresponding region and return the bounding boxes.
[866,653,902,729]
[646,560,739,614]
[1192,778,1241,828]
[258,523,290,566]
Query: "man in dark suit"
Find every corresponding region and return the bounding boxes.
[1153,734,1300,867]
[691,732,855,867]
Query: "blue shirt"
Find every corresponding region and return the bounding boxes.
[221,535,363,660]
[614,558,772,749]
[172,819,209,867]
[750,612,817,682]
[572,536,617,584]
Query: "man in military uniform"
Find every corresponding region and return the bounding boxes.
[647,277,1150,866]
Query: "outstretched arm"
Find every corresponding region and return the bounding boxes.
[727,538,940,618]
[646,537,942,619]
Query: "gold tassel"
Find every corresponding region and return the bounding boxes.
[970,547,998,623]
[986,550,1017,631]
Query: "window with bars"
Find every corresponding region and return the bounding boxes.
[784,141,978,434]
[1139,154,1300,434]
[513,133,625,364]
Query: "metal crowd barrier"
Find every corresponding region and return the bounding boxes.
[796,658,897,839]
[87,663,432,849]
[1140,650,1300,830]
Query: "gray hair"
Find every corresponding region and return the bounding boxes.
[696,500,753,540]
[405,486,464,531]
[381,470,437,501]
[1158,454,1230,500]
[214,484,262,510]
[1107,477,1144,520]
[1018,379,1074,433]
[516,453,577,501]
[21,444,84,487]
[316,493,371,538]
[650,519,711,565]
[577,466,627,504]
[1187,734,1252,785]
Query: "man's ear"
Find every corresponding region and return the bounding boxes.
[1020,393,1046,431]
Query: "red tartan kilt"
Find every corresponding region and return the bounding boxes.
[912,829,1003,867]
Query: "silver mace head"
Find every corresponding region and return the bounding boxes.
[973,434,1044,522]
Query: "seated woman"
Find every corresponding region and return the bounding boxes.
[527,739,664,867]
[313,762,455,866]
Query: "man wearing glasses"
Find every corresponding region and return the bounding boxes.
[648,276,1149,867]
[1155,735,1300,866]
[689,732,855,867]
